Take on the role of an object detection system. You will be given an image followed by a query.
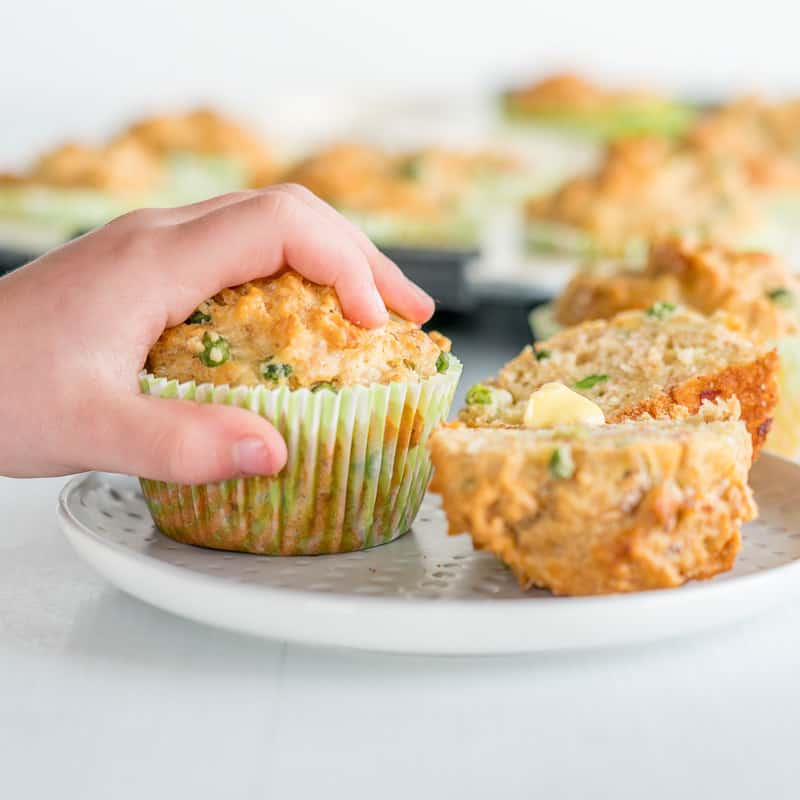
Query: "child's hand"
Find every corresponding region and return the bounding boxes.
[0,185,435,483]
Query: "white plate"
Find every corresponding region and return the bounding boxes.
[57,455,800,655]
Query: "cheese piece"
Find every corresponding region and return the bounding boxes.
[522,381,605,429]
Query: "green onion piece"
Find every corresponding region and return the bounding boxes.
[574,374,608,390]
[646,301,677,319]
[396,157,423,181]
[465,384,492,405]
[186,310,212,325]
[311,382,337,393]
[535,348,551,361]
[435,351,450,373]
[198,331,230,367]
[767,288,794,308]
[549,445,575,479]
[261,362,293,381]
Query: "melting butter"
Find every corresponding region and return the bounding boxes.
[523,382,605,429]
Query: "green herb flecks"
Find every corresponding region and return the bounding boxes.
[198,331,230,367]
[396,156,423,181]
[549,445,575,479]
[767,288,794,308]
[435,351,450,373]
[465,384,492,405]
[261,362,293,381]
[535,348,551,361]
[186,310,212,325]
[646,301,677,319]
[574,374,608,390]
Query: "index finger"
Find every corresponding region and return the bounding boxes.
[157,189,389,328]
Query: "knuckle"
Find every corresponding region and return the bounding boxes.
[104,226,163,266]
[154,420,199,484]
[108,206,160,230]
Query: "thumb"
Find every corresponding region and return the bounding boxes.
[95,394,288,484]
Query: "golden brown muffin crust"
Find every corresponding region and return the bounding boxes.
[506,72,664,114]
[555,238,800,343]
[685,97,800,191]
[526,137,756,254]
[27,139,164,193]
[283,143,514,219]
[119,107,273,180]
[147,271,451,389]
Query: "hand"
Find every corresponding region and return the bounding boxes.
[0,184,435,483]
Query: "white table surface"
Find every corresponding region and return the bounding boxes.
[3,305,800,799]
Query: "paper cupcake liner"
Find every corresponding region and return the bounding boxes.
[138,358,461,555]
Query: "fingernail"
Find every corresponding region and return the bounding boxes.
[368,285,389,322]
[233,437,275,476]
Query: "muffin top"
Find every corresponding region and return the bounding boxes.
[685,97,800,190]
[506,72,668,114]
[24,139,164,193]
[283,143,514,220]
[146,271,452,389]
[555,237,800,342]
[525,137,756,254]
[117,108,273,181]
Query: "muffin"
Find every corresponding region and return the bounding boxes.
[461,305,778,457]
[531,238,800,456]
[429,410,755,596]
[281,143,510,248]
[0,138,166,250]
[685,97,800,194]
[503,72,696,140]
[141,271,462,555]
[118,107,275,190]
[524,137,758,262]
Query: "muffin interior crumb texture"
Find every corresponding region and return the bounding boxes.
[146,270,452,389]
[460,306,777,454]
[429,416,756,596]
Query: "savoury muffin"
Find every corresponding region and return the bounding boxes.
[0,139,167,249]
[30,139,165,193]
[524,137,758,261]
[141,271,462,555]
[118,107,274,185]
[532,238,800,457]
[503,72,696,140]
[429,411,755,596]
[281,143,509,247]
[461,305,778,456]
[685,98,800,193]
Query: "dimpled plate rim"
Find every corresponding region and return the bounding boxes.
[57,454,800,655]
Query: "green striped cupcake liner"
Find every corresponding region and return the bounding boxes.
[138,357,461,555]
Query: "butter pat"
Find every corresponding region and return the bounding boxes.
[522,382,605,429]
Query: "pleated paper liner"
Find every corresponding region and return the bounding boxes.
[138,358,461,555]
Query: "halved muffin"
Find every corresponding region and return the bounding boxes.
[429,412,755,596]
[461,305,778,456]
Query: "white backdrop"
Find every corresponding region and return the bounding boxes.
[2,0,799,166]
